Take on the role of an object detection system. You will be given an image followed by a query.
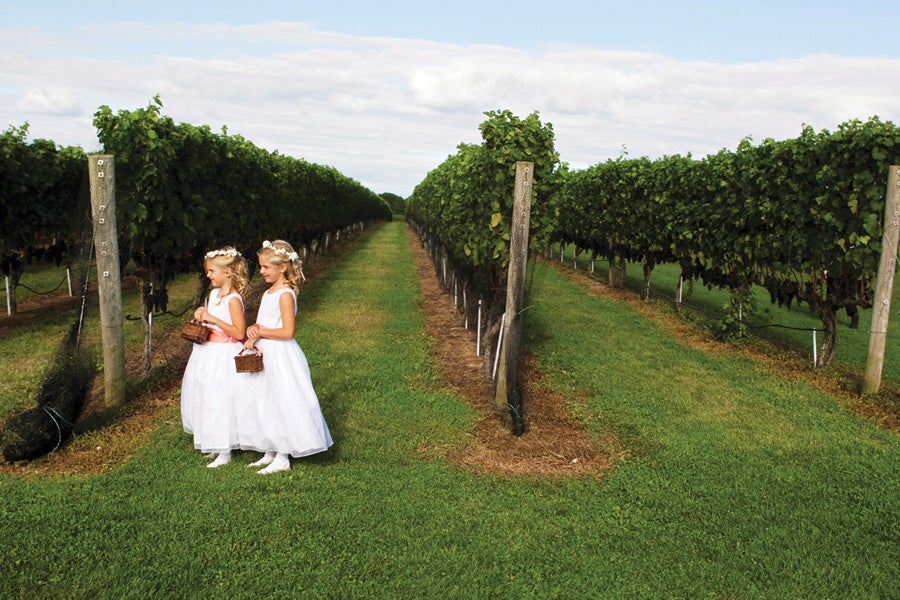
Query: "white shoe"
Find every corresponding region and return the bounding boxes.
[248,451,276,467]
[207,452,231,468]
[257,454,290,475]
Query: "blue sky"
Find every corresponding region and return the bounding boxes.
[2,1,899,196]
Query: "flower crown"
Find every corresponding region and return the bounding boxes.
[206,247,240,259]
[262,240,299,262]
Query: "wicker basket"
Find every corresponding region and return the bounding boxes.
[180,319,210,344]
[234,348,264,373]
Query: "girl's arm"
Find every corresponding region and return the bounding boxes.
[250,292,296,341]
[224,296,246,339]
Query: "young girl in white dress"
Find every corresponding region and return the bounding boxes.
[237,239,333,474]
[181,246,248,468]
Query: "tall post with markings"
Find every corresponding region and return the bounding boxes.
[494,161,533,435]
[89,155,126,407]
[862,166,900,395]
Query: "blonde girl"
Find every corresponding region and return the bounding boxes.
[181,246,248,467]
[236,239,332,474]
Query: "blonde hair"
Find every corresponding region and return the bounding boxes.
[258,239,305,293]
[204,246,249,297]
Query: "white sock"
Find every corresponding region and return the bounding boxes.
[207,451,231,468]
[257,453,290,475]
[248,451,276,467]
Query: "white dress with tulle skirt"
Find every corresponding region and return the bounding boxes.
[181,289,244,453]
[235,287,333,457]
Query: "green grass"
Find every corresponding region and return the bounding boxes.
[554,243,900,390]
[0,223,897,598]
[527,261,897,596]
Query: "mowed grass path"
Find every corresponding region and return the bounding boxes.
[0,220,897,598]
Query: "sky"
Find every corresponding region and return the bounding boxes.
[2,1,899,198]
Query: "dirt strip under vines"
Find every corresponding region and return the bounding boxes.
[407,225,614,479]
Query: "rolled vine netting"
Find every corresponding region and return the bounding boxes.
[1,181,98,462]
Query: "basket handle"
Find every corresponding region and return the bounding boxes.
[237,347,262,357]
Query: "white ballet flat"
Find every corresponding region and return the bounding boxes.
[257,454,290,475]
[207,452,231,468]
[247,451,276,467]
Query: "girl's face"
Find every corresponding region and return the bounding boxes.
[258,255,287,284]
[205,261,230,288]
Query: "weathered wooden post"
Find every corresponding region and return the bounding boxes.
[89,155,126,407]
[494,161,533,435]
[862,165,900,395]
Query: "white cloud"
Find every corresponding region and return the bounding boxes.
[1,23,898,196]
[16,87,82,116]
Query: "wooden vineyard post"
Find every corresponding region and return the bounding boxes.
[862,165,900,395]
[494,161,533,435]
[89,155,126,407]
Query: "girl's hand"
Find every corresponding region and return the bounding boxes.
[196,307,216,325]
[193,307,206,321]
[246,324,260,340]
[243,338,257,350]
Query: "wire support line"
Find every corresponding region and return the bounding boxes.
[41,405,76,452]
[125,301,195,321]
[641,284,829,333]
[13,275,68,295]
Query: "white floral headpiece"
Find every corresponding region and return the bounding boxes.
[206,247,240,259]
[262,240,299,263]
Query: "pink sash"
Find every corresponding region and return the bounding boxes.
[208,329,240,344]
